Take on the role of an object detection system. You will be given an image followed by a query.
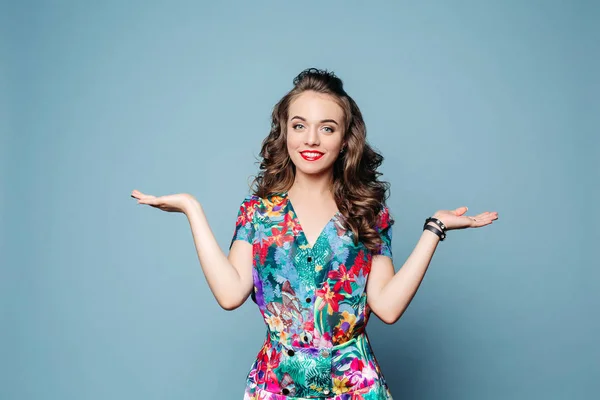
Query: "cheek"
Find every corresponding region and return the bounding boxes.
[286,133,301,150]
[324,135,344,151]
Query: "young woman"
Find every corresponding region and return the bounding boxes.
[131,68,498,399]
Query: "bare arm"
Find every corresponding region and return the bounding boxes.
[185,199,253,310]
[367,207,498,324]
[366,229,440,324]
[131,189,253,311]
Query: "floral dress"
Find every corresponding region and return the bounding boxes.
[230,191,395,400]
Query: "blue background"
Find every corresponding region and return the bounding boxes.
[2,1,598,399]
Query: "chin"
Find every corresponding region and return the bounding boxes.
[291,155,335,174]
[296,166,331,176]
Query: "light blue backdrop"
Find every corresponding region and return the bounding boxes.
[2,1,598,399]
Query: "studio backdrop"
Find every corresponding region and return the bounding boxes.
[2,1,597,399]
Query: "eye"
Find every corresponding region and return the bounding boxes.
[292,123,305,130]
[322,126,334,133]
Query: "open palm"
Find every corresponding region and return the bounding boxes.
[434,207,498,231]
[130,189,193,213]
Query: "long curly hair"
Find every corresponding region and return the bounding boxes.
[250,67,390,253]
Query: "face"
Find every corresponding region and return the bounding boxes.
[286,91,345,176]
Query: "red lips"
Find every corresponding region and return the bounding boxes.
[300,151,324,161]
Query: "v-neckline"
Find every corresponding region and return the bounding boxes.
[284,191,340,249]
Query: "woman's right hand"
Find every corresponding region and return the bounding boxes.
[130,189,197,214]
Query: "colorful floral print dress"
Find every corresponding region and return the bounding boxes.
[230,191,395,400]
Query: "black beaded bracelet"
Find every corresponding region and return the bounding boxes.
[424,217,446,232]
[423,224,446,241]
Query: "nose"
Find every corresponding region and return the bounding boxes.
[305,126,320,146]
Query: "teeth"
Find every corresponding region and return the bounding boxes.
[303,152,322,157]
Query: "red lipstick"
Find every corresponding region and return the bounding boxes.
[300,151,324,161]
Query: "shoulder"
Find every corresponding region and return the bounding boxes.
[260,191,288,212]
[239,193,262,210]
[376,203,395,231]
[237,192,287,221]
[241,193,262,203]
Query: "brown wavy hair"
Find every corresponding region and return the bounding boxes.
[250,68,391,253]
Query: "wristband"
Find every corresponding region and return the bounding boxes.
[424,217,446,232]
[423,224,446,241]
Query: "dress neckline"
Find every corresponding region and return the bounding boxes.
[282,191,340,249]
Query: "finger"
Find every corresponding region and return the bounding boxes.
[136,190,155,199]
[467,215,486,226]
[475,212,497,223]
[468,215,495,227]
[139,197,158,205]
[454,206,468,216]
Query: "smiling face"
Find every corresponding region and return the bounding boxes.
[286,90,345,177]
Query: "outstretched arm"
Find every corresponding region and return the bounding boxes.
[366,230,440,324]
[131,190,253,311]
[185,199,254,310]
[367,206,498,324]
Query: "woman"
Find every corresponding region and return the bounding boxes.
[131,68,498,399]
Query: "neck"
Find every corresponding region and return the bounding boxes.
[288,169,334,198]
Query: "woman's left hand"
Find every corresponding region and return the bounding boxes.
[433,207,498,231]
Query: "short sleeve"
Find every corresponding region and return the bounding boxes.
[375,205,394,259]
[229,195,258,249]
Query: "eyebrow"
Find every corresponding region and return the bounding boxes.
[290,116,339,126]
